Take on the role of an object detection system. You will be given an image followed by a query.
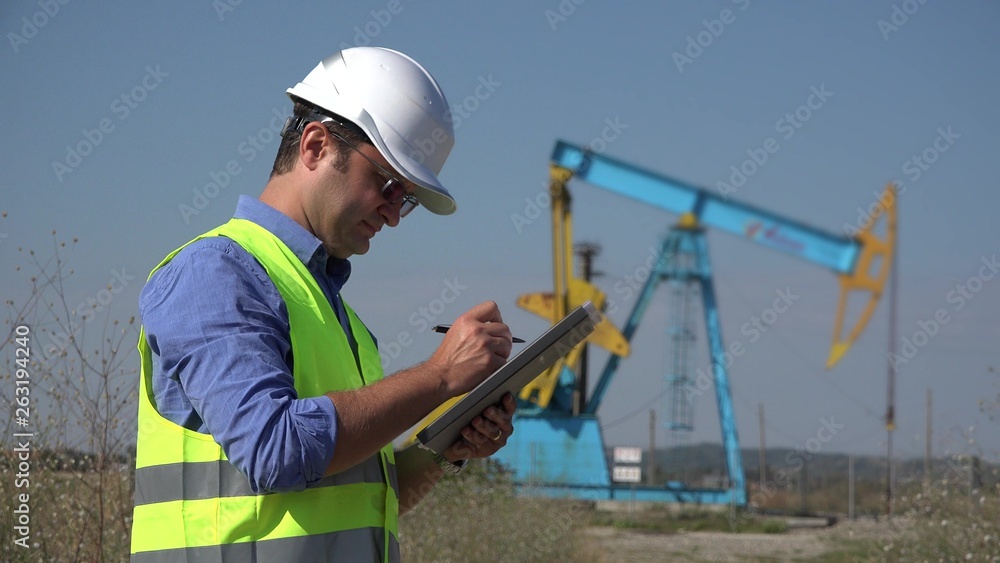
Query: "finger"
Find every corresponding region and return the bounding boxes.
[500,392,517,414]
[468,426,500,453]
[472,415,501,439]
[481,319,512,340]
[462,426,488,447]
[467,300,503,323]
[486,419,510,440]
[482,405,512,430]
[490,335,513,360]
[483,322,513,360]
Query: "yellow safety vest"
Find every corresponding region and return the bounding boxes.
[130,218,399,562]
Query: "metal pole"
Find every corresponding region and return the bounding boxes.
[799,459,808,514]
[925,389,932,490]
[848,454,855,521]
[885,192,899,517]
[758,403,766,489]
[648,409,656,485]
[630,483,636,521]
[887,432,894,517]
[574,242,601,415]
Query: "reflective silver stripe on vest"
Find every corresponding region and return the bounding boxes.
[135,455,388,505]
[131,527,399,563]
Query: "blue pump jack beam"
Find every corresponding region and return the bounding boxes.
[550,141,860,275]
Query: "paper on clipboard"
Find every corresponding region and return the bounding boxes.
[416,301,601,454]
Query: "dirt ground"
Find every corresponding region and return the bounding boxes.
[579,518,908,562]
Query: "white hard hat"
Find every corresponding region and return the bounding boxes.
[287,47,457,215]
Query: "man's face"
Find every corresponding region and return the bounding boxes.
[311,136,414,260]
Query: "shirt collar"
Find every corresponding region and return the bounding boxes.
[233,195,351,291]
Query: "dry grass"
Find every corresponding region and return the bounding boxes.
[749,477,887,517]
[0,468,134,562]
[400,460,591,562]
[868,480,1000,561]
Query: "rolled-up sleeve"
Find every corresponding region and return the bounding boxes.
[140,239,337,493]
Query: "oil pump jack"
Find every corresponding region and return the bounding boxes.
[491,140,896,504]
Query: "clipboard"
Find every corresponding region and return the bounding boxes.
[417,301,602,454]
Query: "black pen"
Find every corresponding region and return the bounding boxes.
[431,324,525,343]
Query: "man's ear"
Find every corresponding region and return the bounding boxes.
[298,122,332,171]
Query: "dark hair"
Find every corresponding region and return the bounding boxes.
[269,101,371,178]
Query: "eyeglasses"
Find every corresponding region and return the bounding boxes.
[283,113,419,217]
[329,130,419,218]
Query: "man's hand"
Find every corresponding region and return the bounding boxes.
[444,392,516,462]
[426,301,512,397]
[325,302,511,475]
[395,393,516,514]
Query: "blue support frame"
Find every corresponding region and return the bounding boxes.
[500,226,747,505]
[693,230,747,505]
[585,234,673,415]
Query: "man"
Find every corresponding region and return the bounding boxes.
[130,47,516,561]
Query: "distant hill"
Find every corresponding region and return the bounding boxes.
[607,442,997,488]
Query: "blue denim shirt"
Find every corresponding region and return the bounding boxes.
[139,195,356,493]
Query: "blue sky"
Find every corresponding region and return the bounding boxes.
[3,1,999,464]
